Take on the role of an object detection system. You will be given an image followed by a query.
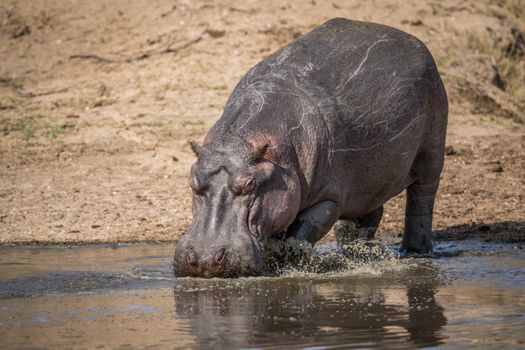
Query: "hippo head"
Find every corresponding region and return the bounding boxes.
[173,138,301,277]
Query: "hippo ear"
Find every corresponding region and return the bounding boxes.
[250,143,269,163]
[188,140,202,158]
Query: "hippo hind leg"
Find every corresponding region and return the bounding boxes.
[335,206,383,246]
[402,180,440,254]
[356,206,383,239]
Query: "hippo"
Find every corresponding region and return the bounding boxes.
[173,18,448,277]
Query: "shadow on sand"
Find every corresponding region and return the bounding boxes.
[434,221,525,243]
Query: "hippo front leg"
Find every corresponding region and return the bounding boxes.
[286,201,340,245]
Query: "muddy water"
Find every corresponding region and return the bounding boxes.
[0,241,524,349]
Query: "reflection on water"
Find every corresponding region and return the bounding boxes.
[173,268,446,349]
[0,241,524,349]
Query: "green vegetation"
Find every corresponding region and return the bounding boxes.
[0,77,23,91]
[21,113,43,140]
[51,97,91,110]
[0,112,74,141]
[46,125,62,140]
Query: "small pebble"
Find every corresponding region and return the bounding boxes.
[492,164,504,173]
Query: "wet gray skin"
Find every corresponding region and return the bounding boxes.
[173,18,448,277]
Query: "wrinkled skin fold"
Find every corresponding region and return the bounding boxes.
[173,18,448,277]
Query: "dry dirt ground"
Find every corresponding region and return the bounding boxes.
[0,0,523,244]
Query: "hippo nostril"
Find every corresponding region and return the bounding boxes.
[186,250,198,266]
[214,248,226,264]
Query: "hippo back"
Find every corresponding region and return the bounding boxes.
[222,18,448,215]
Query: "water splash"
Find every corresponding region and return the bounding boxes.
[267,237,411,276]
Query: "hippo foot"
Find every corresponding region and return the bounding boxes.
[335,207,383,247]
[334,221,376,247]
[401,214,434,255]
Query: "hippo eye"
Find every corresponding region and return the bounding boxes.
[189,175,206,195]
[244,178,255,194]
[232,175,256,195]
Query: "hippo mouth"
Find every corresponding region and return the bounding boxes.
[247,198,265,253]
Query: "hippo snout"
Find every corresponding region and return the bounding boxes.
[185,246,229,269]
[173,244,262,278]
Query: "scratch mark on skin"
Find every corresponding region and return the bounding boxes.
[262,75,328,141]
[286,104,309,136]
[333,114,424,153]
[291,72,298,86]
[339,110,369,134]
[332,143,382,153]
[318,40,345,70]
[298,61,315,76]
[374,120,388,127]
[238,89,265,131]
[338,39,396,89]
[389,114,423,142]
[269,47,291,69]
